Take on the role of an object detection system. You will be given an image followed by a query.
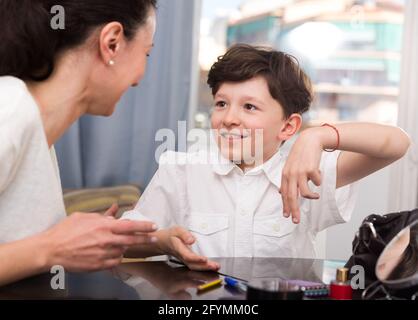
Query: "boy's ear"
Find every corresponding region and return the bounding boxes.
[277,113,303,141]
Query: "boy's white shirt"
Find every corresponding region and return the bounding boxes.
[122,148,357,258]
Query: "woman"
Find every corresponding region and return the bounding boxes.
[0,0,167,286]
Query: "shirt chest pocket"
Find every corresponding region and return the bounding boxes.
[253,214,297,257]
[188,213,229,257]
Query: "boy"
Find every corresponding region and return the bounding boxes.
[122,44,410,271]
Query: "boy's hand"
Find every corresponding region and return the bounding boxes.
[158,226,220,272]
[280,130,323,224]
[104,203,119,218]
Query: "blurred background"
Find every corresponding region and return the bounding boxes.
[56,0,418,261]
[196,0,404,128]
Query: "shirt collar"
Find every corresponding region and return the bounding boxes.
[210,149,236,176]
[210,148,286,189]
[260,149,286,189]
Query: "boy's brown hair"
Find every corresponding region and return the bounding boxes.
[207,44,313,118]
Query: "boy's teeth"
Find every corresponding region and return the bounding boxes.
[220,131,249,139]
[222,133,244,139]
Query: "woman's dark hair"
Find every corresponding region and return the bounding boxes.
[0,0,157,81]
[207,44,313,118]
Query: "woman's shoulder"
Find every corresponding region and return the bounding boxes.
[0,76,40,136]
[0,76,43,168]
[0,76,28,103]
[0,77,44,192]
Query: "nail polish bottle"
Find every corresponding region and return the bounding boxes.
[330,268,353,300]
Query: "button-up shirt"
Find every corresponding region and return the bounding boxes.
[122,148,357,258]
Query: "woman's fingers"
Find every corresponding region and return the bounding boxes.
[102,256,124,270]
[110,219,158,235]
[109,234,157,247]
[103,247,125,259]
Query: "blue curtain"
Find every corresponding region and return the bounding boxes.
[55,0,196,190]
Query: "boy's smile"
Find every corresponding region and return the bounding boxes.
[219,128,251,140]
[211,76,287,170]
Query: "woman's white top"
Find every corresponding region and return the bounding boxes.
[0,76,66,243]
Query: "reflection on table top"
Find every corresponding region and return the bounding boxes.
[0,258,346,300]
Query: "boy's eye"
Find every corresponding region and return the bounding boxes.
[244,103,257,111]
[215,101,227,108]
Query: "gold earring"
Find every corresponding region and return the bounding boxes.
[108,60,115,66]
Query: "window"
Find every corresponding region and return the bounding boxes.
[194,0,405,128]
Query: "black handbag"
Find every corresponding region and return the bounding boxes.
[345,208,418,287]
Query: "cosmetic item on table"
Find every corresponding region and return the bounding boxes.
[197,279,222,293]
[246,279,304,300]
[224,277,248,293]
[225,277,328,298]
[285,280,329,298]
[329,268,353,300]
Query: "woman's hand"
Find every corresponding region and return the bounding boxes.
[156,226,220,272]
[39,210,159,272]
[280,129,324,224]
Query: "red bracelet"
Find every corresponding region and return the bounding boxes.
[321,123,340,152]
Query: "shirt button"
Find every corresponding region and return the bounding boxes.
[201,223,208,230]
[240,210,247,216]
[272,224,280,232]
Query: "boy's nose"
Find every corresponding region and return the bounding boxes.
[222,107,241,127]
